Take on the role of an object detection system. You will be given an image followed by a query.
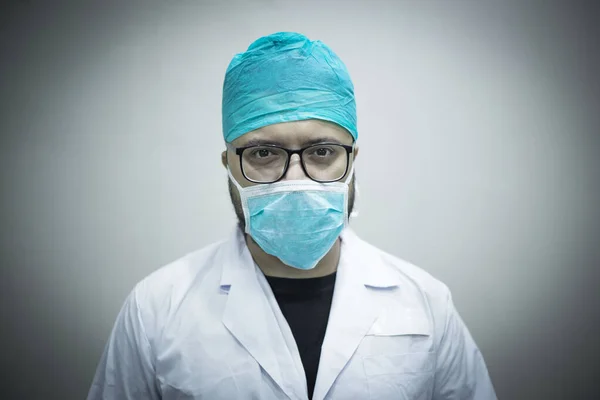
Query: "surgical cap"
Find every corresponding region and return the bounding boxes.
[222,32,357,143]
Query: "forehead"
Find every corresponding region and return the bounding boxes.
[231,119,354,147]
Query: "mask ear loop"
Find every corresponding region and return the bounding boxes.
[227,166,252,233]
[350,177,360,219]
[346,144,359,219]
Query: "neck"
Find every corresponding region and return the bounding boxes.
[245,234,341,279]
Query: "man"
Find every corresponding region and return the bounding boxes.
[88,32,497,399]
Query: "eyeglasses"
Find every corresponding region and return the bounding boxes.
[228,142,354,183]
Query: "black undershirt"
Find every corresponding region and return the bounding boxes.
[265,272,337,400]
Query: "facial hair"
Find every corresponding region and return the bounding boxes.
[228,175,357,232]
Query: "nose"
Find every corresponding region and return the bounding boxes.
[282,154,309,181]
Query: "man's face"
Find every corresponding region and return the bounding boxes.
[222,119,359,231]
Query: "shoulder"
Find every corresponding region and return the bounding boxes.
[381,247,451,304]
[128,238,228,333]
[347,231,454,336]
[137,239,225,300]
[351,231,452,303]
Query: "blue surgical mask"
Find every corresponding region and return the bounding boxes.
[228,167,353,270]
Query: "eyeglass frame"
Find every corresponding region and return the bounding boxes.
[226,142,355,184]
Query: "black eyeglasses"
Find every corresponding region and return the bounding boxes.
[228,142,354,183]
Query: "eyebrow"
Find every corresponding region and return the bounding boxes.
[240,137,347,148]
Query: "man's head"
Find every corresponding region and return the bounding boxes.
[220,32,359,268]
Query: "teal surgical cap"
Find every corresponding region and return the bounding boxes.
[222,32,358,143]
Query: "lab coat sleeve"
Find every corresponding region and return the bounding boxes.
[432,292,497,400]
[87,285,161,400]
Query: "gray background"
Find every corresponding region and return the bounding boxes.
[1,1,599,399]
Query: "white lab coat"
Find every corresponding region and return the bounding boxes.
[88,228,497,400]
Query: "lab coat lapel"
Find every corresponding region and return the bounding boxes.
[312,229,401,400]
[221,229,304,400]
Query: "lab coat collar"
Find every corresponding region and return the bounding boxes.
[219,228,402,289]
[220,228,307,400]
[340,228,402,288]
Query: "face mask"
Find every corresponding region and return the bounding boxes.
[228,167,353,270]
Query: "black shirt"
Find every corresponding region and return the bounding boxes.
[265,272,337,400]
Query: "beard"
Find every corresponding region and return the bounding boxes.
[228,175,357,233]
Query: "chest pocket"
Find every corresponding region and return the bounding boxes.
[359,309,435,399]
[363,351,435,400]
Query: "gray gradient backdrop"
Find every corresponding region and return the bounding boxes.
[1,1,599,399]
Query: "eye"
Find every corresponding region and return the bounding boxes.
[311,147,335,157]
[250,148,276,158]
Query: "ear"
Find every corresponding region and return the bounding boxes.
[221,150,228,168]
[353,145,359,160]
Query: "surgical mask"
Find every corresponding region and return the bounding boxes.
[228,167,354,270]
